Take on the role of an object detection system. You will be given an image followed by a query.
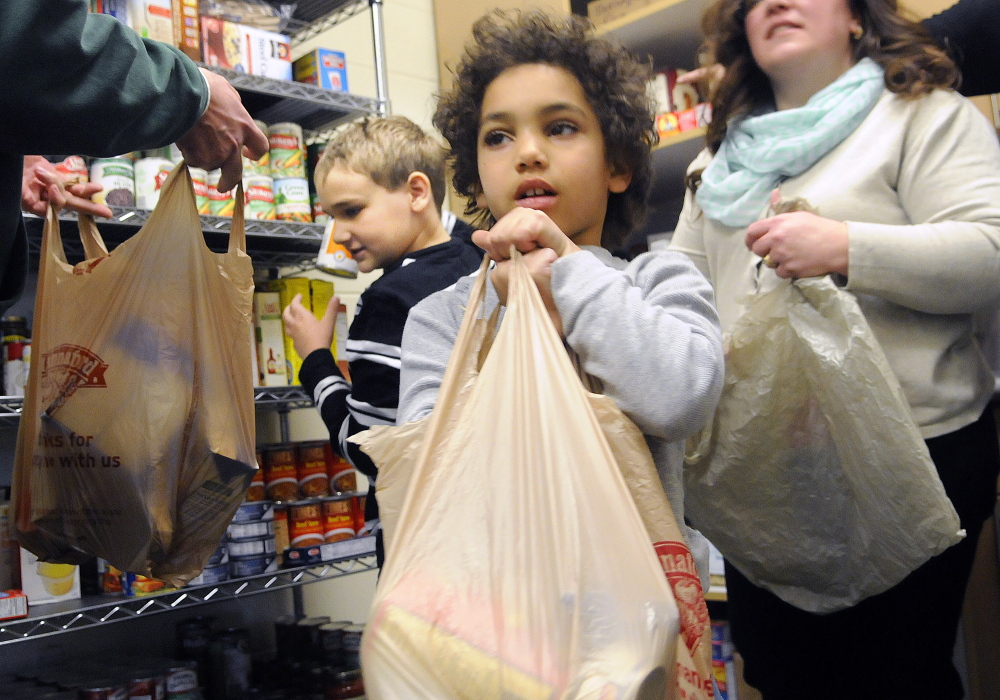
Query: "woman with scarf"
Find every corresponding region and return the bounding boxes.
[670,0,1000,698]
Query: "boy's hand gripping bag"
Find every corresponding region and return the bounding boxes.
[354,253,684,700]
[11,163,256,585]
[684,277,963,613]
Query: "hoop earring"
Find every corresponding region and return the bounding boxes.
[851,25,864,40]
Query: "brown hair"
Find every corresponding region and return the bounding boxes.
[689,0,958,192]
[315,115,447,212]
[433,9,657,250]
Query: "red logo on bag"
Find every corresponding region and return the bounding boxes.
[40,344,109,408]
[654,540,710,653]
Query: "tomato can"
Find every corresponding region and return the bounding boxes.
[297,441,331,498]
[49,155,88,186]
[243,175,276,220]
[289,500,325,548]
[267,122,306,180]
[263,444,299,502]
[135,157,174,210]
[207,170,235,217]
[322,496,355,543]
[188,167,210,215]
[325,443,357,494]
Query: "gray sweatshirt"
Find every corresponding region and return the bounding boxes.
[397,245,725,588]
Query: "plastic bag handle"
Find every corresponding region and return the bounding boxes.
[43,203,68,265]
[77,214,110,259]
[229,180,247,254]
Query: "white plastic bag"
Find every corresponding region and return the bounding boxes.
[358,253,680,699]
[685,277,963,613]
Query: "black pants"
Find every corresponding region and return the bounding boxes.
[726,407,1000,700]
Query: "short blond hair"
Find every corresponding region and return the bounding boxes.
[314,116,447,212]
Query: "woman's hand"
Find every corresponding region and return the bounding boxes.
[21,156,113,219]
[745,190,849,279]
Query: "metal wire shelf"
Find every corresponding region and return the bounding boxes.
[0,541,376,645]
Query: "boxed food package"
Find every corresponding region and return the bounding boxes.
[268,277,312,384]
[130,0,173,44]
[245,26,292,81]
[0,590,27,622]
[19,548,81,606]
[253,292,288,387]
[293,49,349,92]
[172,0,200,61]
[0,499,17,590]
[587,0,651,27]
[309,279,337,353]
[201,16,247,72]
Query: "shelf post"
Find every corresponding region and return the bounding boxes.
[369,0,391,116]
[278,408,291,444]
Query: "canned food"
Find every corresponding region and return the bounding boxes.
[325,443,357,493]
[226,535,276,558]
[273,178,311,222]
[316,621,349,664]
[90,157,135,207]
[267,122,306,180]
[316,220,358,278]
[227,519,275,540]
[188,562,229,586]
[207,170,235,217]
[135,158,175,210]
[208,628,251,700]
[228,553,278,577]
[324,667,364,699]
[243,175,276,220]
[289,500,324,548]
[165,661,199,700]
[127,673,163,700]
[232,500,275,523]
[295,616,331,659]
[79,681,128,700]
[311,192,330,226]
[352,494,366,535]
[246,466,265,502]
[297,441,330,498]
[340,623,364,670]
[322,496,355,543]
[176,615,215,666]
[49,155,88,186]
[264,444,299,502]
[273,502,290,561]
[188,167,210,215]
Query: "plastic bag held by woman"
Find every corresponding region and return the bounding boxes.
[685,277,963,613]
[12,163,256,585]
[356,253,680,699]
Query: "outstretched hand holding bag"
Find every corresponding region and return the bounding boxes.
[355,252,688,700]
[12,163,256,585]
[684,276,963,613]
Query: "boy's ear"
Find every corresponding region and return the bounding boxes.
[609,167,632,194]
[407,171,433,213]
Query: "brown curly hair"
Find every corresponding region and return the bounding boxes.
[688,0,959,193]
[433,10,657,250]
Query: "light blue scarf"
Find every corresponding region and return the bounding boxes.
[696,58,885,227]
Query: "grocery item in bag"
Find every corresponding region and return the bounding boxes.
[357,253,679,699]
[12,163,257,585]
[685,277,963,613]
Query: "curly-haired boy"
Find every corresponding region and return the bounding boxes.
[397,10,725,585]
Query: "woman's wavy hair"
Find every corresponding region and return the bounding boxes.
[687,0,958,193]
[433,9,657,250]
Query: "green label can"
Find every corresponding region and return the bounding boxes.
[273,178,311,222]
[89,157,135,208]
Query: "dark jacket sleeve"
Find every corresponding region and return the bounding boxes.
[0,0,209,156]
[923,0,1000,98]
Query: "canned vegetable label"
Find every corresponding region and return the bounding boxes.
[273,178,312,222]
[90,158,135,207]
[267,123,306,180]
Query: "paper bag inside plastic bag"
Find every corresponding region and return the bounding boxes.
[685,277,963,613]
[12,163,257,585]
[355,253,683,699]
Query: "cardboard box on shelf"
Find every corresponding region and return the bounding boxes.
[19,548,81,606]
[0,500,17,590]
[0,590,28,622]
[171,0,200,61]
[201,16,248,72]
[245,25,292,81]
[129,0,173,44]
[254,292,288,387]
[294,49,349,92]
[587,0,652,27]
[268,278,313,384]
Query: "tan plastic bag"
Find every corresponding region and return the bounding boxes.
[12,163,256,586]
[355,253,683,700]
[356,358,715,700]
[685,277,963,613]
